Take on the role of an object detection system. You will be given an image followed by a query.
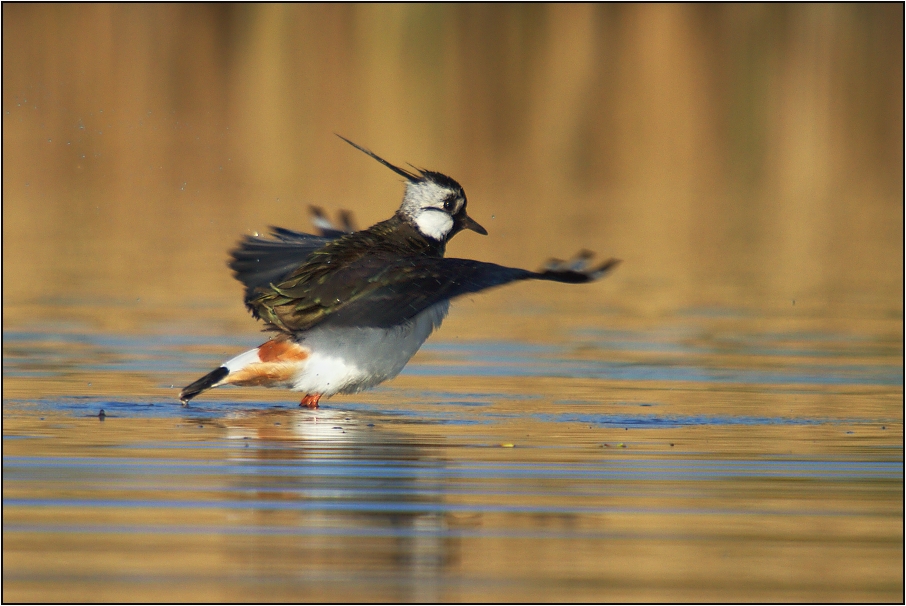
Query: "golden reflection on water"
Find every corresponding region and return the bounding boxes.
[3,403,903,602]
[3,295,903,602]
[2,4,903,312]
[2,3,903,603]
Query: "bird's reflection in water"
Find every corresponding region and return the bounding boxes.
[203,406,454,600]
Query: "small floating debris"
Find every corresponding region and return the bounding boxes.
[499,443,514,448]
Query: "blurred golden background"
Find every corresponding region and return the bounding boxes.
[3,7,903,602]
[3,3,903,322]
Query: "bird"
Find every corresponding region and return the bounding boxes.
[179,135,619,408]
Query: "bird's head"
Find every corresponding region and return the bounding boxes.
[337,135,487,242]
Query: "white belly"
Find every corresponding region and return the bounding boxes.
[290,301,449,396]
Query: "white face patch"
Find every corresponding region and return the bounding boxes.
[413,209,454,241]
[399,180,461,241]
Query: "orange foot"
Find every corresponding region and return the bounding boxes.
[300,394,321,409]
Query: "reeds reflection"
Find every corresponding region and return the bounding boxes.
[3,3,902,318]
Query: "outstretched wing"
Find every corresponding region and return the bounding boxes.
[229,207,356,302]
[229,227,332,301]
[251,250,619,332]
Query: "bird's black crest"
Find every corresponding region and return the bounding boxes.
[336,134,465,194]
[418,169,465,197]
[336,134,419,181]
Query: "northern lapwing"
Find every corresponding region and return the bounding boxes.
[179,136,619,408]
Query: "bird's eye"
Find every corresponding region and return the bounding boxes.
[443,196,457,212]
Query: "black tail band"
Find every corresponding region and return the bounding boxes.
[179,366,229,404]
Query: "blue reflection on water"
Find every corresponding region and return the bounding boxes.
[5,455,901,480]
[534,412,821,427]
[404,358,901,385]
[3,324,902,386]
[6,395,880,430]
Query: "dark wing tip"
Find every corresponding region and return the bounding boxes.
[309,205,357,237]
[536,251,620,283]
[338,210,356,232]
[591,257,621,279]
[309,205,335,236]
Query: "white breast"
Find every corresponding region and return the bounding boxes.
[290,301,450,396]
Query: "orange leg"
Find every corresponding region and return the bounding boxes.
[300,394,321,409]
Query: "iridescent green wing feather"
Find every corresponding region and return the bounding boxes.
[252,247,619,332]
[245,217,445,333]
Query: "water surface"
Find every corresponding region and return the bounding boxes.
[3,299,902,602]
